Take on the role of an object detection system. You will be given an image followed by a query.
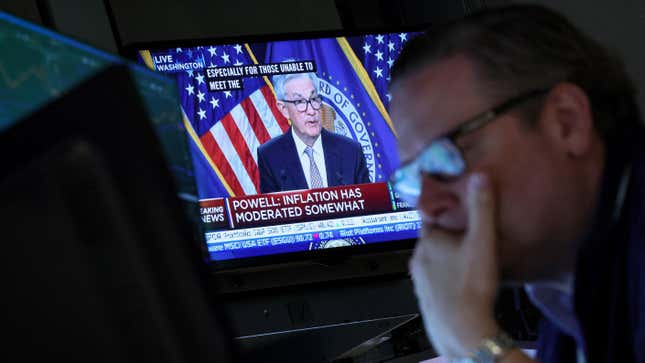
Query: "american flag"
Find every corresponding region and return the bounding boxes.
[174,45,289,197]
[358,32,421,110]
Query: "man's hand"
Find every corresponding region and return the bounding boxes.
[409,173,500,358]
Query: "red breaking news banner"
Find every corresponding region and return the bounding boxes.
[199,198,229,230]
[199,182,395,230]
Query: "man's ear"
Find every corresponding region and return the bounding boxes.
[276,100,290,120]
[540,82,595,157]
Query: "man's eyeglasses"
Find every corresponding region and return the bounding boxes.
[389,88,549,207]
[281,95,323,112]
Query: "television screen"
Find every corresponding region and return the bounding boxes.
[134,31,424,266]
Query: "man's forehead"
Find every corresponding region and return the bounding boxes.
[395,57,488,122]
[391,56,488,157]
[396,56,480,102]
[284,77,316,95]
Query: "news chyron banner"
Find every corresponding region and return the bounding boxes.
[200,182,397,229]
[198,182,421,259]
[138,32,421,200]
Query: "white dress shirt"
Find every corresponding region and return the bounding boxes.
[525,275,586,363]
[291,128,328,188]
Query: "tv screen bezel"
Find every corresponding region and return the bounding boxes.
[121,24,430,272]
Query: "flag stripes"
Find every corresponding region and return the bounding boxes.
[199,85,288,196]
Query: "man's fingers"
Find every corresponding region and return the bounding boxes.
[465,173,497,256]
[420,224,461,256]
[409,225,457,278]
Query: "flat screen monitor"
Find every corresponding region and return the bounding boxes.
[0,11,198,211]
[0,11,237,361]
[130,29,426,270]
[0,10,207,258]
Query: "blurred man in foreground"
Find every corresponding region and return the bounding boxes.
[389,5,644,363]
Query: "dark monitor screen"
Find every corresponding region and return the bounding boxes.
[0,11,198,206]
[132,30,425,268]
[0,11,237,361]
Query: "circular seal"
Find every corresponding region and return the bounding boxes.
[318,78,376,182]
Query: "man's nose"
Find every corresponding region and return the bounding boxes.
[416,175,459,221]
[305,103,317,115]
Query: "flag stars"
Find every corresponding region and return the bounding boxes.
[221,52,230,63]
[374,49,384,61]
[185,84,195,95]
[399,33,408,42]
[388,41,395,52]
[363,42,372,54]
[176,47,182,53]
[187,69,194,77]
[387,57,394,68]
[233,59,243,66]
[344,87,348,92]
[208,46,217,57]
[234,44,243,54]
[197,90,206,103]
[362,112,366,117]
[195,73,205,84]
[224,91,232,98]
[336,80,340,85]
[373,66,383,78]
[376,34,384,44]
[209,96,220,109]
[197,108,206,120]
[386,93,392,102]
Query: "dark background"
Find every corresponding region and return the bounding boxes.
[2,0,644,114]
[2,1,641,361]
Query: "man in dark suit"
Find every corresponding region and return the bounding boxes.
[391,5,645,363]
[257,71,370,193]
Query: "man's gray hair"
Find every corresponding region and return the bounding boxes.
[272,60,319,100]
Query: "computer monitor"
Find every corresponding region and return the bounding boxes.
[0,11,236,362]
[0,62,238,363]
[0,11,198,210]
[128,29,427,274]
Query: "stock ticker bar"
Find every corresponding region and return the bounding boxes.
[199,182,401,230]
[205,210,422,254]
